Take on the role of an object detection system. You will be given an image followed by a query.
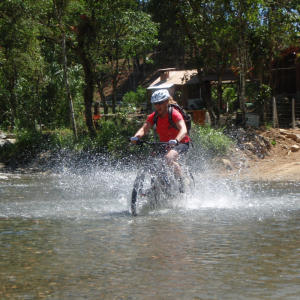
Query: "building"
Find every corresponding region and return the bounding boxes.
[147,67,237,110]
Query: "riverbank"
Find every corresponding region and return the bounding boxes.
[1,127,300,181]
[215,127,300,181]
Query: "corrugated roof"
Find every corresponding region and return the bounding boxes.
[148,70,198,88]
[147,83,174,89]
[147,69,241,88]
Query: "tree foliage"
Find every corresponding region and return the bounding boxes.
[0,0,299,135]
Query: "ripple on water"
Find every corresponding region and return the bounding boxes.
[1,171,300,299]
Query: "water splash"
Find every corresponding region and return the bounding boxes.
[1,153,300,221]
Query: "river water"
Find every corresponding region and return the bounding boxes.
[1,167,300,299]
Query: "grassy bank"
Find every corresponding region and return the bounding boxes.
[0,117,234,167]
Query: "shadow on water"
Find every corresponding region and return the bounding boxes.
[1,155,300,299]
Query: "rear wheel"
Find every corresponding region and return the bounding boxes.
[187,171,195,190]
[180,167,195,194]
[131,168,157,216]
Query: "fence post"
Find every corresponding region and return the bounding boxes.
[292,98,295,129]
[273,97,276,128]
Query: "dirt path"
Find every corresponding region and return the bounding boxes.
[219,127,300,181]
[242,151,300,181]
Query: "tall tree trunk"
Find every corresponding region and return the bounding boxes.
[36,73,42,131]
[197,68,215,125]
[143,51,146,78]
[62,31,78,139]
[10,73,17,130]
[77,37,96,137]
[216,61,227,121]
[178,12,215,123]
[132,58,136,93]
[95,77,108,114]
[238,5,247,126]
[182,45,185,69]
[127,59,132,87]
[204,80,215,125]
[238,44,247,125]
[53,0,78,139]
[135,56,140,75]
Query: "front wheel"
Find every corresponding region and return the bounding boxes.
[131,167,158,216]
[180,167,195,195]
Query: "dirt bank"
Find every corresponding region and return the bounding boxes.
[216,127,300,181]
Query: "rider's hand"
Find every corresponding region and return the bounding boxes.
[168,139,179,146]
[130,136,139,144]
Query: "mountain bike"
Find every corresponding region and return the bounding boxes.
[130,140,195,216]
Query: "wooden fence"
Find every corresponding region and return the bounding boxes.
[266,97,300,129]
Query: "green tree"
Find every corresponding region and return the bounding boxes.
[171,0,222,124]
[228,0,299,125]
[64,0,158,137]
[53,0,78,139]
[250,1,299,96]
[0,0,46,130]
[148,0,187,69]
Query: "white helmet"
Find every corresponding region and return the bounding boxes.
[151,89,170,103]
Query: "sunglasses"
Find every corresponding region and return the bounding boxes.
[154,100,167,105]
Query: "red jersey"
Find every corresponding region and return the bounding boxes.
[146,109,190,143]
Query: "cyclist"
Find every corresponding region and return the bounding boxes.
[130,89,190,192]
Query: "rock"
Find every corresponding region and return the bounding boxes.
[279,129,288,134]
[290,145,300,152]
[277,135,286,140]
[278,131,300,141]
[6,134,17,139]
[244,142,254,150]
[286,133,299,140]
[0,131,7,139]
[222,159,233,170]
[0,138,16,147]
[6,139,16,144]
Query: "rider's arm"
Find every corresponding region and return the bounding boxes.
[174,119,187,142]
[132,121,153,142]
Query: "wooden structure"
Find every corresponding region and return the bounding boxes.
[267,47,300,127]
[147,47,300,128]
[147,67,238,111]
[274,47,299,101]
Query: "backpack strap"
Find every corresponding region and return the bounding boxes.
[168,106,179,130]
[152,110,159,142]
[153,111,159,129]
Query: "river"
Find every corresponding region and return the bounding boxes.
[1,167,300,299]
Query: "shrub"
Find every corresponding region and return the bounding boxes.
[190,124,234,158]
[123,86,147,106]
[0,129,75,161]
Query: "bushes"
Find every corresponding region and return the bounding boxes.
[190,124,234,158]
[0,117,236,165]
[79,116,141,156]
[122,86,147,106]
[0,129,75,162]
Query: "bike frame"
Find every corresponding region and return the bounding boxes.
[130,140,185,216]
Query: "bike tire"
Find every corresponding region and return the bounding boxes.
[188,171,195,189]
[131,167,157,216]
[179,167,195,195]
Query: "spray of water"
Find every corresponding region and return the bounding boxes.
[1,151,300,220]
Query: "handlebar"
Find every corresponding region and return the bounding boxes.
[128,138,168,147]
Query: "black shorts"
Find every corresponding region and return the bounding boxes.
[173,142,189,154]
